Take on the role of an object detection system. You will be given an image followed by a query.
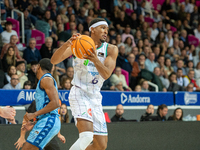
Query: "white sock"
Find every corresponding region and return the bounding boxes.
[69,131,93,150]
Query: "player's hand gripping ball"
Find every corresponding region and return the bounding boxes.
[71,35,96,59]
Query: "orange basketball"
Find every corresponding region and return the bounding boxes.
[71,35,96,59]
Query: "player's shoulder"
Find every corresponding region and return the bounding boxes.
[107,44,118,56]
[40,76,54,89]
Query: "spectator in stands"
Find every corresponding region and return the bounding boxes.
[154,67,169,89]
[156,104,168,121]
[145,52,157,72]
[67,22,78,34]
[124,37,133,55]
[23,80,32,89]
[23,38,42,64]
[1,35,23,61]
[43,10,51,22]
[114,81,124,91]
[155,31,165,45]
[18,9,32,46]
[173,38,181,56]
[176,68,184,87]
[28,61,38,88]
[140,104,154,121]
[136,1,146,17]
[180,29,189,47]
[0,61,8,88]
[1,46,16,73]
[51,64,61,88]
[93,1,100,15]
[165,30,173,48]
[186,61,194,75]
[116,34,124,47]
[138,54,146,69]
[167,72,185,91]
[77,7,87,24]
[183,69,200,91]
[165,47,177,66]
[115,11,130,34]
[1,21,18,45]
[3,74,21,89]
[122,25,136,47]
[186,83,194,92]
[193,51,200,68]
[101,77,115,91]
[60,103,69,123]
[141,80,149,92]
[134,30,142,45]
[164,58,174,76]
[60,66,74,81]
[116,44,127,67]
[168,108,183,121]
[5,66,18,84]
[50,2,59,21]
[77,23,84,34]
[83,16,92,31]
[72,0,81,15]
[111,104,126,122]
[16,61,28,89]
[132,47,139,62]
[150,22,159,41]
[110,66,132,91]
[135,85,142,92]
[40,37,54,59]
[194,24,200,41]
[194,62,200,79]
[173,59,187,75]
[172,0,181,14]
[60,77,72,90]
[130,13,139,31]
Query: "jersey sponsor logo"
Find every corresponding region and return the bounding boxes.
[88,71,99,76]
[98,52,104,57]
[184,93,197,105]
[87,108,92,117]
[121,93,150,104]
[88,62,95,67]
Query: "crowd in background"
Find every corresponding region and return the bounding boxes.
[1,0,200,92]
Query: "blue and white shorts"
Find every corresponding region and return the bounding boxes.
[69,86,108,136]
[27,115,60,150]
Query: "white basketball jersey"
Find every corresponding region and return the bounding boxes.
[71,42,108,94]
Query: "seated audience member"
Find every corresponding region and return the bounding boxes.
[173,59,186,75]
[111,104,126,122]
[40,37,54,59]
[101,77,115,91]
[1,21,18,45]
[168,108,183,121]
[138,54,146,69]
[60,66,74,82]
[1,35,23,61]
[1,46,16,72]
[3,74,21,89]
[164,58,174,76]
[145,52,157,72]
[156,104,168,121]
[176,68,184,87]
[23,38,42,64]
[23,80,32,89]
[0,61,8,88]
[114,81,125,91]
[141,80,149,92]
[116,44,127,67]
[28,61,38,88]
[186,83,194,92]
[194,62,200,79]
[185,61,194,75]
[183,69,200,91]
[154,67,169,89]
[167,72,185,92]
[135,85,142,92]
[60,103,69,123]
[16,61,28,89]
[51,65,61,88]
[5,66,19,86]
[60,77,72,90]
[140,104,155,121]
[110,67,132,91]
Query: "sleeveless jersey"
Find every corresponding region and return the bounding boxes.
[71,42,108,94]
[35,73,59,120]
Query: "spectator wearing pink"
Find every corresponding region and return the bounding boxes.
[1,35,22,61]
[122,25,136,47]
[110,66,132,91]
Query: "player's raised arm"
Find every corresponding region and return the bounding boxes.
[51,33,80,65]
[24,77,60,121]
[86,44,118,80]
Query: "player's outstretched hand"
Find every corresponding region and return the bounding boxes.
[65,33,81,47]
[23,113,36,122]
[14,137,26,150]
[1,106,16,119]
[57,133,66,143]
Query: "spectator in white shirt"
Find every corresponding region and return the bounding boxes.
[145,52,157,72]
[3,74,21,89]
[176,68,184,86]
[165,30,173,47]
[1,21,18,46]
[150,22,159,41]
[194,24,200,41]
[182,0,193,13]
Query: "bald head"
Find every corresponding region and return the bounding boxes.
[115,104,124,117]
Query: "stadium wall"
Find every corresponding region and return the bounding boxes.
[0,122,200,150]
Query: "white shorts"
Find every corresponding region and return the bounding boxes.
[69,86,108,136]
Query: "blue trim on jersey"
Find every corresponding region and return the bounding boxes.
[32,116,56,147]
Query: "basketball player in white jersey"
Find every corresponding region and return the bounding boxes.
[51,18,118,150]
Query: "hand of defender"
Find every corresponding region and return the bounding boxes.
[65,33,81,47]
[83,45,98,62]
[14,137,26,150]
[23,112,36,122]
[1,106,16,119]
